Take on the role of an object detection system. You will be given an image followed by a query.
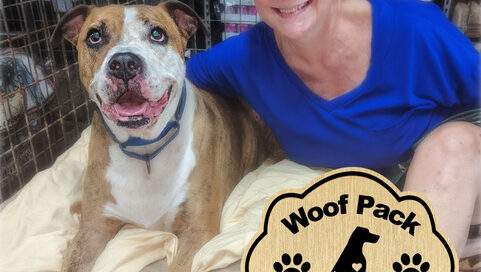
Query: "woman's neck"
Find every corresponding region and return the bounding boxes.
[273,0,373,99]
[274,0,371,65]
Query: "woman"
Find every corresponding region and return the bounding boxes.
[186,0,480,266]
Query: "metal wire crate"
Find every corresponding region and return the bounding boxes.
[0,0,211,203]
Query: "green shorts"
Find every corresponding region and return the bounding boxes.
[379,108,481,188]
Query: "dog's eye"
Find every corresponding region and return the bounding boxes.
[87,29,102,45]
[150,27,166,43]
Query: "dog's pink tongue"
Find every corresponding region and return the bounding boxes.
[114,91,148,116]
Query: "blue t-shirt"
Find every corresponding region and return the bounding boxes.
[186,0,480,170]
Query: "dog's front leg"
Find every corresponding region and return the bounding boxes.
[167,227,218,272]
[168,194,224,272]
[61,216,124,272]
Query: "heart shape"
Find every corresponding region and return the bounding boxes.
[352,263,362,271]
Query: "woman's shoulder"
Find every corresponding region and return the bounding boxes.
[201,22,272,62]
[381,0,476,54]
[222,22,272,49]
[384,0,446,21]
[185,22,276,94]
[377,1,479,106]
[384,0,460,36]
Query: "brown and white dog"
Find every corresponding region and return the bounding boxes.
[51,2,281,271]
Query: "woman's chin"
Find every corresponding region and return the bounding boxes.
[266,11,318,40]
[273,21,315,41]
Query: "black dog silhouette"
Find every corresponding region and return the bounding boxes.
[331,227,379,272]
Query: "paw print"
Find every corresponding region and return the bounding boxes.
[273,253,311,272]
[393,253,430,272]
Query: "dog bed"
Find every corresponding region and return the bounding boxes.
[0,126,326,272]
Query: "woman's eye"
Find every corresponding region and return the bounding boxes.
[88,30,102,44]
[150,28,165,42]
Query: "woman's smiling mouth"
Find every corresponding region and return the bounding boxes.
[273,0,312,17]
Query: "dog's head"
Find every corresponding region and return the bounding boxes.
[51,1,206,138]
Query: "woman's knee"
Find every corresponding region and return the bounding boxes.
[415,121,481,160]
[409,122,481,191]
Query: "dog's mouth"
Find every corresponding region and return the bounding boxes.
[97,85,172,129]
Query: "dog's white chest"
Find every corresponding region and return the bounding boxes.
[102,88,196,229]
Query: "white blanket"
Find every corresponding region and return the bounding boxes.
[0,126,326,272]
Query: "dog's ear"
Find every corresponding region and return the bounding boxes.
[163,1,210,41]
[51,5,94,47]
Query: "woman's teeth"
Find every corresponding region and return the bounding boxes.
[278,1,309,14]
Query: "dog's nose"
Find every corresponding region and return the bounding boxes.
[108,52,142,80]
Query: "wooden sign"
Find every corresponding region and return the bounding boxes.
[242,167,457,272]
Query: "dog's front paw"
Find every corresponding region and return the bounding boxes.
[167,259,191,272]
